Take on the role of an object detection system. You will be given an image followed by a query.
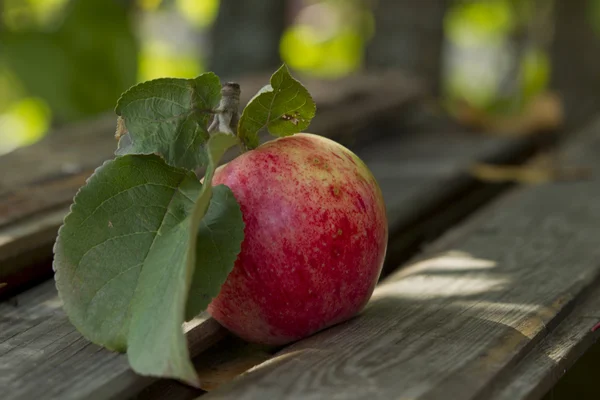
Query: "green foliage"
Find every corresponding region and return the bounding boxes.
[443,0,550,114]
[176,0,220,28]
[186,184,244,320]
[588,0,600,37]
[1,0,137,122]
[279,0,373,78]
[115,73,221,170]
[521,49,550,102]
[0,97,50,154]
[238,65,316,149]
[445,0,514,46]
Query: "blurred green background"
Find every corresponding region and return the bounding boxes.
[0,0,597,154]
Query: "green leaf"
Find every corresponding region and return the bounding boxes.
[238,64,316,149]
[115,73,222,170]
[183,132,242,321]
[54,133,242,385]
[185,184,244,320]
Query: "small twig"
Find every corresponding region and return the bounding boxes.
[209,83,241,136]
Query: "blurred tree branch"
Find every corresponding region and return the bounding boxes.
[551,0,600,128]
[0,0,5,32]
[366,0,447,94]
[210,0,286,79]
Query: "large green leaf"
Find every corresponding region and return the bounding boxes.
[238,64,316,149]
[184,133,243,319]
[54,133,242,385]
[185,184,244,320]
[115,74,222,170]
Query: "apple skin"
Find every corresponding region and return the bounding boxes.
[208,133,388,345]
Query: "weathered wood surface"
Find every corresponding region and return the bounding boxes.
[488,282,600,400]
[202,120,600,400]
[0,72,423,290]
[0,279,226,400]
[0,115,543,399]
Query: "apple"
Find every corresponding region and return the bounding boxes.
[208,133,388,345]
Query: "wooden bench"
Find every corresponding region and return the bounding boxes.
[2,75,595,399]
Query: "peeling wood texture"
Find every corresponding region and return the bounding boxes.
[201,120,600,400]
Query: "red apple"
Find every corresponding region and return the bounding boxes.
[208,133,388,345]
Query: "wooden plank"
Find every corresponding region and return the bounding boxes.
[137,339,273,398]
[0,72,423,290]
[0,280,226,400]
[488,283,600,400]
[0,119,543,400]
[201,119,600,400]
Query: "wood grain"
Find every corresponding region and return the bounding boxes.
[202,120,600,400]
[488,283,600,400]
[0,114,116,288]
[0,280,226,400]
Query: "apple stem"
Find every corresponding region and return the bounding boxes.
[209,82,241,137]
